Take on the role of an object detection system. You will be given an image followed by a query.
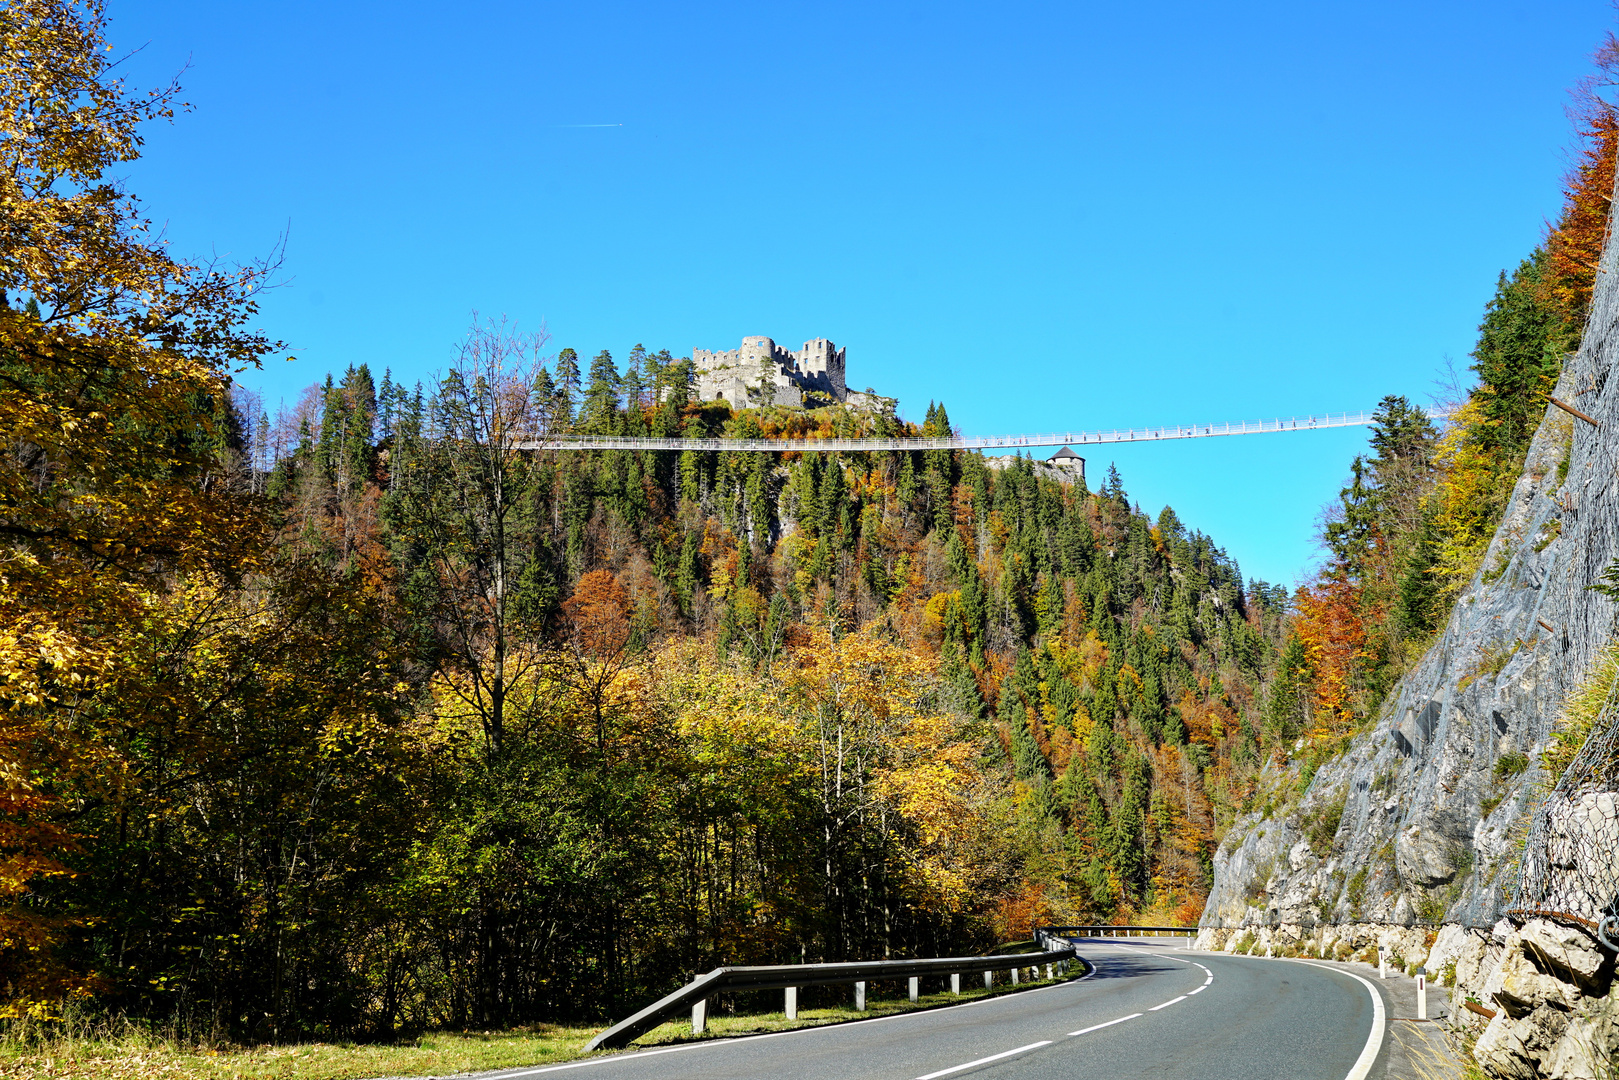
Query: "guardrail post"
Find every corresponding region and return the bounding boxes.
[951,973,960,995]
[908,976,919,1003]
[692,997,707,1034]
[1010,966,1020,985]
[983,970,993,990]
[854,981,867,1011]
[785,986,797,1020]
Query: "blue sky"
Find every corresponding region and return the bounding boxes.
[116,0,1609,588]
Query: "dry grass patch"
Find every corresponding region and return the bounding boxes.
[2,970,1083,1080]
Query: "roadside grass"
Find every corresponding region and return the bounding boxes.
[2,966,1085,1080]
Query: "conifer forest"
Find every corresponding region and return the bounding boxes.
[3,0,1616,1047]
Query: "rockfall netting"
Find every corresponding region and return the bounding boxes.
[1509,663,1619,952]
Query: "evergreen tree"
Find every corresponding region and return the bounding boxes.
[554,347,582,424]
[583,350,620,431]
[1471,249,1576,456]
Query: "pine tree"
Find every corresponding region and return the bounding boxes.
[1471,249,1575,456]
[554,348,582,424]
[583,350,620,432]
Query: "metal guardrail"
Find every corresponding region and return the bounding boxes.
[582,944,1078,1052]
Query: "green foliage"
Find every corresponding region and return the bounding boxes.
[1459,641,1521,692]
[1470,249,1577,458]
[1301,790,1348,857]
[1533,518,1563,552]
[1346,866,1369,919]
[1493,750,1530,781]
[1243,858,1275,902]
[1586,557,1619,600]
[1543,642,1619,781]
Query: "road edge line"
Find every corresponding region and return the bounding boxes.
[1291,959,1386,1080]
[483,963,1095,1078]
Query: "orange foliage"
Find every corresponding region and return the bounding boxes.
[563,570,631,658]
[1291,571,1365,734]
[1548,106,1618,317]
[992,878,1058,940]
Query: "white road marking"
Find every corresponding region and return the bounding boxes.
[1289,959,1387,1080]
[1187,986,1205,994]
[1148,995,1187,1011]
[487,958,1097,1077]
[1067,1012,1141,1036]
[914,1040,1053,1080]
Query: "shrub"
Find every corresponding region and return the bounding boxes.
[1542,642,1619,780]
[1493,751,1529,781]
[1346,866,1370,919]
[1302,789,1348,856]
[1244,858,1275,902]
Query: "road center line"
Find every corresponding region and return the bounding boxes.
[1067,1012,1141,1036]
[1187,986,1205,994]
[1148,995,1187,1011]
[914,1040,1053,1080]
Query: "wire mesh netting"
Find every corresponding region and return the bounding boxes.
[1509,663,1619,952]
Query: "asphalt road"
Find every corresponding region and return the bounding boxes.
[481,939,1387,1080]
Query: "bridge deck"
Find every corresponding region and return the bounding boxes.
[509,407,1450,452]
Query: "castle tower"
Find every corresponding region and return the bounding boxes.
[692,334,855,406]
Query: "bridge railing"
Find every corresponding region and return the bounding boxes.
[505,405,1454,453]
[582,944,1078,1052]
[1035,924,1194,941]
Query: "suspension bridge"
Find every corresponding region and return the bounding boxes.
[510,406,1453,453]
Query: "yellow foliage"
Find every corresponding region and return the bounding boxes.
[1426,397,1517,595]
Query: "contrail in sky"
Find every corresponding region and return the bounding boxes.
[557,123,623,127]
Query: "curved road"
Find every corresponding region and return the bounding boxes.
[481,939,1388,1080]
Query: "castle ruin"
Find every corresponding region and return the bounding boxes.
[693,336,885,410]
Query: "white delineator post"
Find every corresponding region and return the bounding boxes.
[984,970,994,989]
[1379,947,1387,979]
[692,997,707,1034]
[908,976,919,1003]
[854,981,867,1011]
[951,973,961,995]
[1011,966,1020,985]
[785,987,797,1020]
[1417,968,1427,1021]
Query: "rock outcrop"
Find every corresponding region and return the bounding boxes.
[1195,180,1619,1077]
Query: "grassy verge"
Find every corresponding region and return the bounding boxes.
[2,966,1085,1080]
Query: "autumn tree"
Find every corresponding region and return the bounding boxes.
[0,0,280,1015]
[384,317,548,758]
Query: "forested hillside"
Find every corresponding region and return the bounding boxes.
[2,2,1298,1031]
[6,0,1617,1051]
[143,317,1298,1035]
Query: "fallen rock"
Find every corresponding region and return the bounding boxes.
[1476,1010,1560,1080]
[1518,919,1611,994]
[1487,945,1580,1017]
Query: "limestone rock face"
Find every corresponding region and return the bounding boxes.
[1475,1006,1571,1080]
[1198,166,1619,1079]
[1396,823,1465,888]
[1519,919,1610,993]
[1484,928,1582,1017]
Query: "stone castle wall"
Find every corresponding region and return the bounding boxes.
[693,336,849,408]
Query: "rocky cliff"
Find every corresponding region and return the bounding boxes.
[1194,214,1619,1076]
